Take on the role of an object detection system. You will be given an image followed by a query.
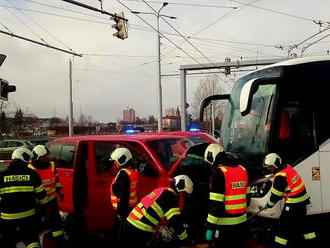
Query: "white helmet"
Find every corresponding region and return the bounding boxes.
[11,147,33,163]
[264,153,282,169]
[174,175,193,194]
[204,143,225,165]
[109,147,132,166]
[32,145,50,161]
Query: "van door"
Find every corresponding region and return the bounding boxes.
[84,141,118,234]
[49,142,76,213]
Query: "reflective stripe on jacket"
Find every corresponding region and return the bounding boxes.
[0,162,48,220]
[127,187,179,232]
[275,165,309,204]
[29,162,60,202]
[221,165,248,214]
[110,168,138,210]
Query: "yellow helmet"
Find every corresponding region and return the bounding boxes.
[11,147,33,163]
[204,143,225,165]
[264,153,282,169]
[109,147,132,166]
[32,145,50,161]
[174,175,193,194]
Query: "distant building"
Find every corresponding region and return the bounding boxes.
[162,115,180,130]
[163,106,181,131]
[123,108,135,123]
[165,107,180,117]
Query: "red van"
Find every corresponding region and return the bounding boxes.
[48,132,213,235]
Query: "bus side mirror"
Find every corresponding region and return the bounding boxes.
[240,78,260,116]
[240,77,278,116]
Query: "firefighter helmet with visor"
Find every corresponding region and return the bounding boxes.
[32,145,50,161]
[11,147,33,163]
[174,175,193,194]
[204,143,225,165]
[109,147,132,167]
[264,153,283,169]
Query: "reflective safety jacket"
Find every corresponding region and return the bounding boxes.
[267,165,310,207]
[0,161,48,220]
[127,187,188,241]
[29,162,62,202]
[207,165,249,228]
[110,168,138,211]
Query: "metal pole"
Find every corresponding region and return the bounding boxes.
[211,80,215,135]
[157,14,163,132]
[69,59,74,136]
[180,69,187,131]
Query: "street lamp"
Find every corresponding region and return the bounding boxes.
[132,3,176,132]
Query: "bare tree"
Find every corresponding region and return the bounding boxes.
[191,75,229,131]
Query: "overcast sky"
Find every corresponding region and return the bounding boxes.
[1,0,329,122]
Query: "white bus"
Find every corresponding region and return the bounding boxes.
[200,56,330,242]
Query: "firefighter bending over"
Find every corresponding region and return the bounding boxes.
[109,147,139,245]
[0,147,48,248]
[121,175,193,248]
[263,153,317,248]
[205,143,250,248]
[29,145,66,248]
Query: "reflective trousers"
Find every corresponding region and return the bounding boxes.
[273,204,317,247]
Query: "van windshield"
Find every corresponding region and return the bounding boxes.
[147,138,187,171]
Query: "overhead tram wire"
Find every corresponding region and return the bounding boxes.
[115,0,208,66]
[230,0,322,23]
[0,30,82,57]
[161,0,264,67]
[122,0,238,9]
[1,3,49,45]
[115,0,235,89]
[0,3,280,53]
[0,4,157,34]
[142,0,236,87]
[5,0,75,52]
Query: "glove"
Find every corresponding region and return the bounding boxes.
[206,229,214,241]
[263,203,271,210]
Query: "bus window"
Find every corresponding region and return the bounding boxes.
[275,103,316,164]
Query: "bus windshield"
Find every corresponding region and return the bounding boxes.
[221,68,280,155]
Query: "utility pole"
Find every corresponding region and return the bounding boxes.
[131,2,176,132]
[156,8,163,132]
[69,59,74,137]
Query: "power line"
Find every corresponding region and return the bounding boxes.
[230,0,321,22]
[115,0,204,65]
[0,29,82,56]
[5,1,74,52]
[60,0,127,20]
[1,2,48,45]
[0,3,281,52]
[122,0,238,9]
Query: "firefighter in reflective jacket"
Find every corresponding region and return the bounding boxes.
[204,143,250,248]
[263,153,317,248]
[29,145,65,248]
[109,147,138,245]
[0,147,48,248]
[121,175,193,248]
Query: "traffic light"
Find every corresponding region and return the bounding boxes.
[0,79,16,101]
[111,11,128,40]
